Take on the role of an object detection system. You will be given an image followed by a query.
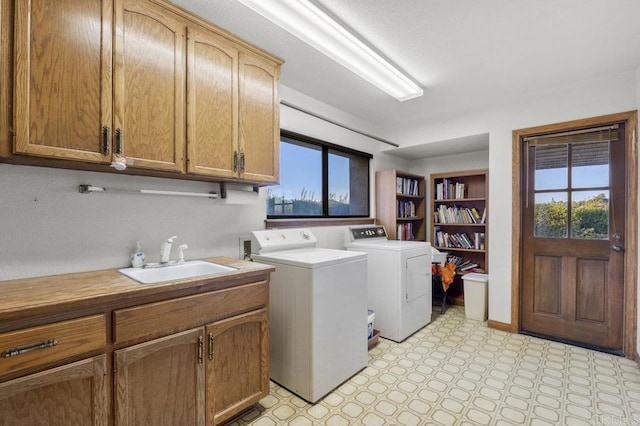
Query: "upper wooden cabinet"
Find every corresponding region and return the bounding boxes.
[5,0,282,184]
[13,0,113,163]
[114,0,186,172]
[187,28,280,183]
[239,53,280,183]
[186,26,239,179]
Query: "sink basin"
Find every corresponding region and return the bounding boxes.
[119,260,237,284]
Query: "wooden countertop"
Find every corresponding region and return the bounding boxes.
[0,257,275,331]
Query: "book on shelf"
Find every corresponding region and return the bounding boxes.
[397,200,416,218]
[396,177,420,196]
[445,254,483,273]
[396,223,415,240]
[435,205,483,224]
[480,207,487,224]
[435,230,480,250]
[473,232,485,250]
[435,179,465,200]
[459,262,479,271]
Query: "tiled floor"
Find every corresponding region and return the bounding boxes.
[229,306,640,426]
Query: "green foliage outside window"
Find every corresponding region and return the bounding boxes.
[535,193,608,239]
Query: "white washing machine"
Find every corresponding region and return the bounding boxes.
[251,228,368,403]
[345,225,432,342]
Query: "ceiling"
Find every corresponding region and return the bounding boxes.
[172,0,640,146]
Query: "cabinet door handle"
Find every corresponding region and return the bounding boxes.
[115,128,123,155]
[1,338,58,358]
[208,333,214,360]
[240,152,245,173]
[233,151,238,172]
[197,335,204,364]
[102,126,110,155]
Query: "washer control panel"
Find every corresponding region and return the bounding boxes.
[251,228,318,253]
[349,226,388,240]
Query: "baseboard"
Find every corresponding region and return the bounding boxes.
[487,320,513,333]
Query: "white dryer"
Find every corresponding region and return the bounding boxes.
[345,225,432,342]
[251,229,368,403]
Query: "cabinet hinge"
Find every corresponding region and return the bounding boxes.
[208,333,214,360]
[197,336,204,364]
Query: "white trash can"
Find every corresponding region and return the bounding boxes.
[463,273,489,321]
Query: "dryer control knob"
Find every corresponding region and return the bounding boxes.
[301,231,310,239]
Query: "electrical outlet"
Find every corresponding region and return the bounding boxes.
[239,236,252,260]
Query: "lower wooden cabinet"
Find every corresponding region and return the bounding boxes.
[114,308,269,426]
[207,308,269,425]
[0,261,273,426]
[0,355,108,426]
[114,328,206,425]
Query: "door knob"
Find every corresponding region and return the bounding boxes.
[611,244,624,253]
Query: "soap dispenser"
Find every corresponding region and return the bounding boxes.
[131,241,146,268]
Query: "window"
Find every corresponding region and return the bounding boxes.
[531,130,613,239]
[267,131,371,218]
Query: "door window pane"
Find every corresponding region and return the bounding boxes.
[535,145,568,190]
[267,140,322,216]
[571,141,609,188]
[535,193,568,238]
[571,190,609,239]
[328,150,369,216]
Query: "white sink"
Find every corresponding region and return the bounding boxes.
[119,260,237,284]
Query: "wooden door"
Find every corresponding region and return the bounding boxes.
[238,52,280,183]
[14,0,113,162]
[521,124,626,352]
[114,0,185,172]
[206,308,269,425]
[0,355,108,426]
[186,26,239,178]
[114,328,205,426]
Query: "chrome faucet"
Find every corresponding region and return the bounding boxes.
[160,236,177,264]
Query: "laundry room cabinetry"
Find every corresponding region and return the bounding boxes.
[375,169,426,241]
[206,308,269,424]
[12,0,114,163]
[113,280,269,426]
[3,0,282,184]
[430,169,488,305]
[0,355,109,425]
[186,27,280,183]
[0,314,109,425]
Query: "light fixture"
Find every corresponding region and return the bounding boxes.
[237,0,423,102]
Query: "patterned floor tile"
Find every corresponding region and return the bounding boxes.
[230,306,640,425]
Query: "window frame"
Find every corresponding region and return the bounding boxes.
[266,130,373,224]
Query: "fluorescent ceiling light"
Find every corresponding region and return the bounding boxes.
[237,0,423,102]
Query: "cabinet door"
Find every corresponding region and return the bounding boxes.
[0,355,108,426]
[186,27,239,178]
[114,0,186,172]
[14,0,113,162]
[238,52,280,183]
[114,328,205,426]
[206,308,269,425]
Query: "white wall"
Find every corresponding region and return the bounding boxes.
[383,70,638,326]
[0,164,266,280]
